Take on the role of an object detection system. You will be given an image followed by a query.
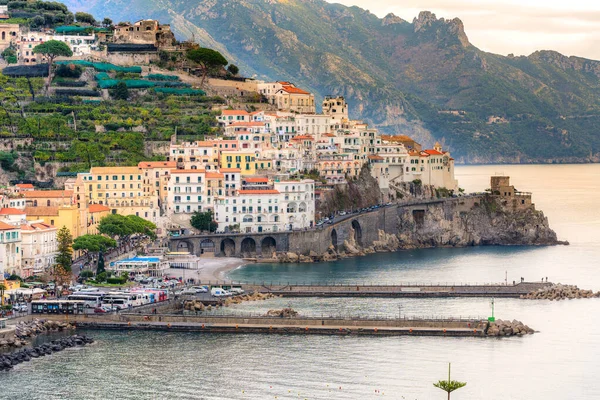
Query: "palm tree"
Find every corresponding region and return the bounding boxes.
[434,363,466,400]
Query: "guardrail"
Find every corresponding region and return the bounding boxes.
[195,281,545,288]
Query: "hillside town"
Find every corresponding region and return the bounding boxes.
[0,12,458,281]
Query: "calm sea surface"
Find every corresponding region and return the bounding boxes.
[3,164,600,399]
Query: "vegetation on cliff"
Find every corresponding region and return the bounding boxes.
[62,0,600,163]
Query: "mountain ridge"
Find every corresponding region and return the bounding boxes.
[59,0,600,163]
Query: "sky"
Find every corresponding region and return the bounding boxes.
[325,0,600,60]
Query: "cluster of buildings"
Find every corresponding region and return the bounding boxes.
[0,18,176,65]
[0,183,112,279]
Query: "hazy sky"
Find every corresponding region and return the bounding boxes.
[326,0,600,60]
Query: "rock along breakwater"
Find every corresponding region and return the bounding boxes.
[486,319,534,337]
[0,319,75,350]
[0,335,94,371]
[520,284,600,301]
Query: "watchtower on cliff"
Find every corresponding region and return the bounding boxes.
[490,176,533,210]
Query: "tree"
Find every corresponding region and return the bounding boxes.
[96,252,106,276]
[0,283,5,306]
[98,214,157,240]
[75,12,96,25]
[433,363,466,400]
[190,210,218,232]
[112,81,129,100]
[186,48,228,85]
[55,226,73,273]
[73,235,117,254]
[102,17,113,28]
[33,40,73,90]
[227,64,240,76]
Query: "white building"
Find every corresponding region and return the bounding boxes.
[19,221,57,278]
[0,221,21,277]
[214,179,315,233]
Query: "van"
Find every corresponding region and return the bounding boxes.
[211,288,229,297]
[229,288,245,295]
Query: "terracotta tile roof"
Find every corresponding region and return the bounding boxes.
[219,168,241,172]
[281,85,311,95]
[221,110,249,116]
[23,190,73,199]
[23,206,59,216]
[239,190,280,195]
[206,172,224,179]
[382,135,416,142]
[0,221,17,230]
[291,135,314,141]
[170,169,206,174]
[16,184,34,189]
[423,149,444,156]
[244,177,269,183]
[368,155,384,160]
[138,161,177,169]
[323,133,335,137]
[0,208,25,215]
[88,204,111,213]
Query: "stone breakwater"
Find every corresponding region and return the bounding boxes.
[0,335,94,371]
[183,292,281,312]
[0,319,75,350]
[520,284,600,301]
[486,320,535,337]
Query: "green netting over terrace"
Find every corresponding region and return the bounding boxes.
[95,72,111,81]
[154,88,206,96]
[146,74,180,81]
[55,60,142,73]
[96,80,192,89]
[55,26,111,34]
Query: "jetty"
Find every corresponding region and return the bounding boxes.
[215,281,552,298]
[9,312,536,338]
[12,313,489,337]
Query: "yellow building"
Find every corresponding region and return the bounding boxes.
[220,151,271,176]
[87,204,111,235]
[76,166,160,223]
[24,205,84,239]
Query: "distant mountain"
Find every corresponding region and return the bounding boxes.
[60,0,600,163]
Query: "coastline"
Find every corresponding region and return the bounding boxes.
[164,257,248,283]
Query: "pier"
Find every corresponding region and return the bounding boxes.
[217,281,552,298]
[13,313,489,337]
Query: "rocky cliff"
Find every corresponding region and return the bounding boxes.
[278,195,563,263]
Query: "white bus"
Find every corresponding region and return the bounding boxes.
[101,297,130,310]
[67,294,103,308]
[105,292,143,307]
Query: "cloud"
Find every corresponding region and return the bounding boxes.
[325,0,600,59]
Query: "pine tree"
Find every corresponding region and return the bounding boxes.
[55,226,73,272]
[96,252,106,276]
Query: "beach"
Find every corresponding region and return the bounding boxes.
[163,257,248,283]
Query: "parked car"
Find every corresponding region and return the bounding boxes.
[191,286,208,293]
[13,304,28,312]
[94,307,108,314]
[228,288,245,295]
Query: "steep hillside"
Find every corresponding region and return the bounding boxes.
[60,0,600,163]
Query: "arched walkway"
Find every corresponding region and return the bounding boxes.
[200,239,215,256]
[261,237,276,258]
[176,240,193,254]
[331,229,338,250]
[351,220,362,246]
[220,238,235,257]
[241,238,257,257]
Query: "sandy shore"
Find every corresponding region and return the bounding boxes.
[163,257,249,284]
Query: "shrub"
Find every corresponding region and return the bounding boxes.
[55,64,83,78]
[106,277,126,285]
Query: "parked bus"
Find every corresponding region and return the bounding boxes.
[31,300,85,315]
[67,294,103,308]
[101,297,131,310]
